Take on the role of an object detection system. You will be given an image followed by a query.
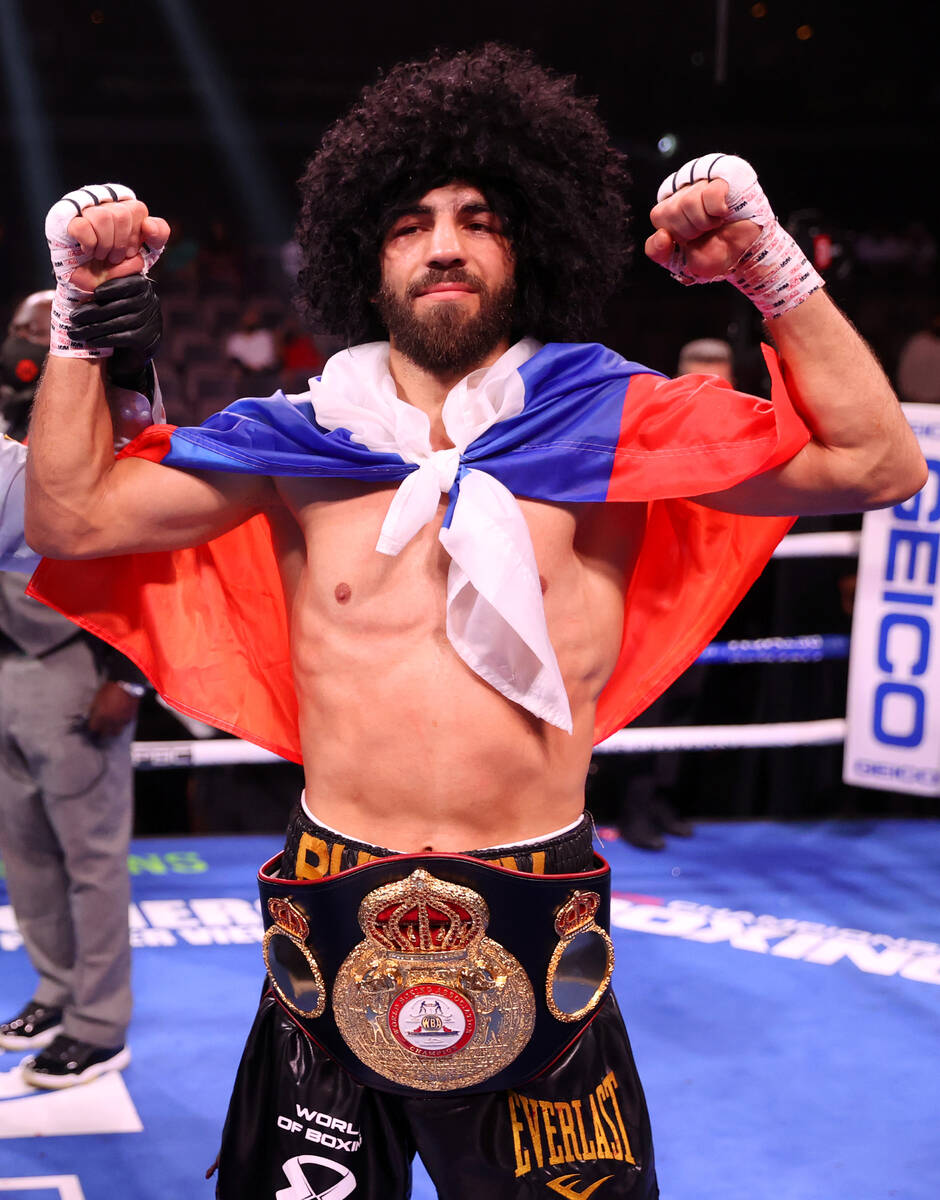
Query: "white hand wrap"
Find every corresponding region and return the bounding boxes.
[44,183,164,358]
[657,152,823,319]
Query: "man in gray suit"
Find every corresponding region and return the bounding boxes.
[0,278,159,1087]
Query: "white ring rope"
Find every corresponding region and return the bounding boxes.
[132,738,286,768]
[593,718,846,754]
[131,529,857,767]
[130,718,849,767]
[771,530,860,558]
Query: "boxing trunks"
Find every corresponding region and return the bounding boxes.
[215,808,658,1199]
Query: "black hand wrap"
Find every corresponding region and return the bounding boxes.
[69,275,163,393]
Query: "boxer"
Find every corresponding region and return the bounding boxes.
[24,45,924,1196]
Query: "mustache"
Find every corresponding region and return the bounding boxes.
[405,269,485,300]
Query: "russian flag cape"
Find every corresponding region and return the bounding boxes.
[28,341,809,763]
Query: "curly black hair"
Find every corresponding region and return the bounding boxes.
[295,44,631,345]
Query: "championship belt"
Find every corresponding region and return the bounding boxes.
[259,851,615,1096]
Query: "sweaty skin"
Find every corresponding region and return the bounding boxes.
[25,182,926,853]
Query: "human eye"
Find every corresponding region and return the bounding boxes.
[463,208,502,235]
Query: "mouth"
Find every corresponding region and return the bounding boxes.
[415,282,477,300]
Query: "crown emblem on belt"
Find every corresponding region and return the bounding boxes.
[268,896,310,941]
[546,889,614,1024]
[553,890,601,938]
[359,869,485,955]
[263,896,326,1019]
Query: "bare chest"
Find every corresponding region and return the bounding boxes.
[276,477,608,624]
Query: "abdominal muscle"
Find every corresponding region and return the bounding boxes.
[274,479,640,853]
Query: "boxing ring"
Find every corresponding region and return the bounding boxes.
[2,528,938,1200]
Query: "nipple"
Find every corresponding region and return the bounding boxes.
[334,582,352,604]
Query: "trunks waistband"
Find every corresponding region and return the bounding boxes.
[282,805,596,879]
[259,845,614,1097]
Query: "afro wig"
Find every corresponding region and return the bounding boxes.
[295,44,632,345]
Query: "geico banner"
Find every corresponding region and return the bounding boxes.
[844,405,940,795]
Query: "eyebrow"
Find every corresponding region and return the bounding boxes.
[386,200,496,224]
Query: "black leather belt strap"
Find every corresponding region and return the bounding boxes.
[258,849,613,1096]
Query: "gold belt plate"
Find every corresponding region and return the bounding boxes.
[334,869,536,1091]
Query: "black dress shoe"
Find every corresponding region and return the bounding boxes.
[620,810,666,851]
[0,1000,63,1051]
[659,811,694,838]
[22,1034,131,1089]
[652,798,694,838]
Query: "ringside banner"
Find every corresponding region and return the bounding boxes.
[844,404,940,795]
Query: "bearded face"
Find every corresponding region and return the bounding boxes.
[377,182,517,376]
[375,268,516,376]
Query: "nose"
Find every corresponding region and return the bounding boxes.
[426,215,465,269]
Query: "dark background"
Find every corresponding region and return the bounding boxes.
[2,0,936,368]
[2,0,936,829]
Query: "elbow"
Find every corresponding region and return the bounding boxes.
[859,450,929,511]
[901,453,930,503]
[24,510,100,560]
[23,525,75,561]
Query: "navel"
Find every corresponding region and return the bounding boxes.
[539,574,548,595]
[334,582,352,604]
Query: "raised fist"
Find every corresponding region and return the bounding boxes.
[45,184,170,357]
[646,153,823,318]
[646,154,765,284]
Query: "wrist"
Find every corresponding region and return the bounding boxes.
[50,284,114,359]
[729,222,824,320]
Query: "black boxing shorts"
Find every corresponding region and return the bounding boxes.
[281,800,597,878]
[214,810,658,1199]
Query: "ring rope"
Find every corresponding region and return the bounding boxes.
[771,530,860,558]
[130,530,858,767]
[593,718,846,754]
[130,717,849,768]
[698,634,849,663]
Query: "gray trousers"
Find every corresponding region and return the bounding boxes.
[0,636,134,1046]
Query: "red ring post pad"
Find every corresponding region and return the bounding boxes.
[258,850,611,1096]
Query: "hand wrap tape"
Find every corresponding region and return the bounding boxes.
[657,153,823,318]
[44,184,164,357]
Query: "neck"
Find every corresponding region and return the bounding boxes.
[387,338,511,448]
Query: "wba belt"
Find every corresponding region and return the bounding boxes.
[258,850,615,1096]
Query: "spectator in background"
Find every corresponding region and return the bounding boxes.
[0,280,159,1088]
[677,336,735,382]
[1,291,55,439]
[225,304,281,395]
[157,215,200,292]
[896,311,940,405]
[278,315,326,393]
[198,218,244,295]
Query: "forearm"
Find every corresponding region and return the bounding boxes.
[25,356,119,555]
[767,291,927,507]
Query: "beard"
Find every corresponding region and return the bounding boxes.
[375,268,516,376]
